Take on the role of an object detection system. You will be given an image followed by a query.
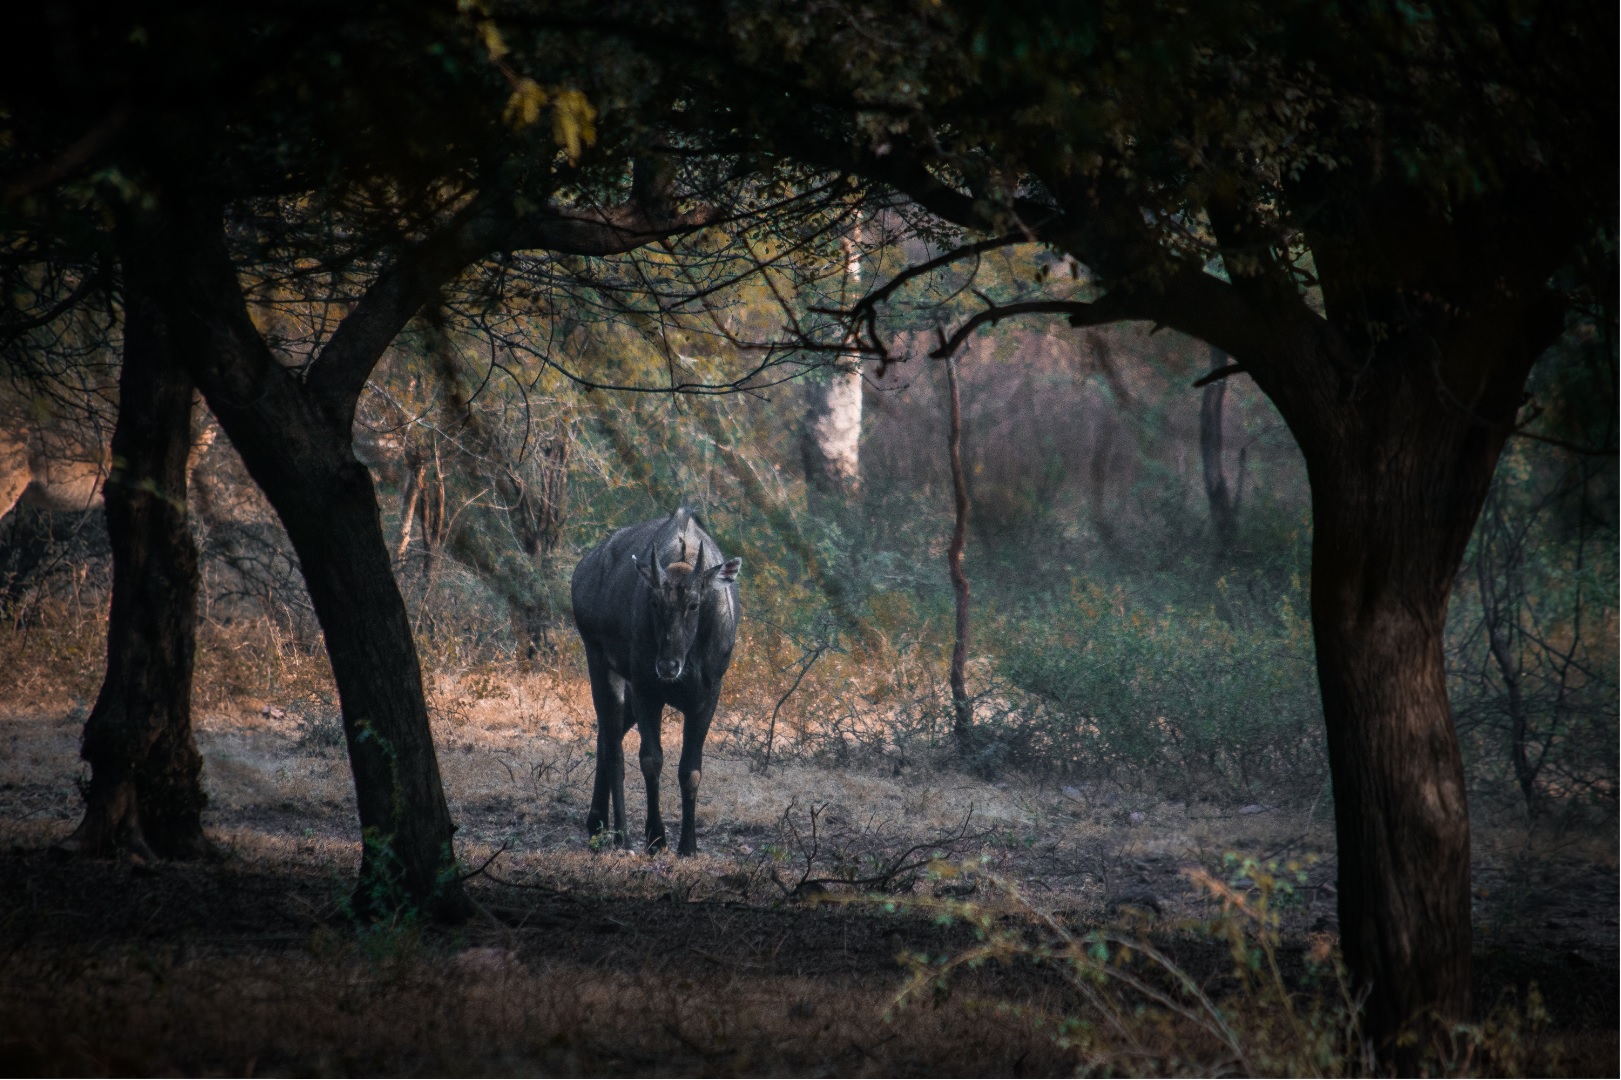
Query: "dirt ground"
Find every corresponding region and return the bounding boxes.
[1,671,1616,1076]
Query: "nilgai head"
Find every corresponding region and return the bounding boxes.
[635,543,741,681]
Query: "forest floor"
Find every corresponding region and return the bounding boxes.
[0,670,1616,1076]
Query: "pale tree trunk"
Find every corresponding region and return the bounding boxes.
[394,463,420,565]
[801,366,864,495]
[67,290,209,860]
[801,226,865,495]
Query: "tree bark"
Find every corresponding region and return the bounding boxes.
[1310,487,1473,1053]
[1282,334,1532,1056]
[66,290,208,860]
[944,356,973,753]
[122,196,471,921]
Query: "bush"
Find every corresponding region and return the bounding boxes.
[991,581,1326,801]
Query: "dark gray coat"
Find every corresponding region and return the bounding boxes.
[570,508,740,854]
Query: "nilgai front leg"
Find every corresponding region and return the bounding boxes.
[630,688,668,853]
[676,699,717,856]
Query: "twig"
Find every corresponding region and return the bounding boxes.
[456,839,513,882]
[775,804,986,895]
[762,641,829,771]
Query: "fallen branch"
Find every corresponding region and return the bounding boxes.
[770,801,987,897]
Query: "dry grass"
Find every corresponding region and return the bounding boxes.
[0,607,1615,1076]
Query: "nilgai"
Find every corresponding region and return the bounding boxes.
[570,508,740,854]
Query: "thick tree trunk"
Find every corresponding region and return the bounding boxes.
[268,450,467,919]
[123,198,469,921]
[1311,508,1472,1051]
[1290,348,1524,1056]
[66,292,208,860]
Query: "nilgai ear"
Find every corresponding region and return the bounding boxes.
[704,557,742,585]
[634,553,658,588]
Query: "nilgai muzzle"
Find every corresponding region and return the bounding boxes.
[570,508,741,854]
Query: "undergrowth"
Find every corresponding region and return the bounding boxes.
[881,855,1560,1077]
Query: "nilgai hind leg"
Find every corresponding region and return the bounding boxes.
[584,649,630,847]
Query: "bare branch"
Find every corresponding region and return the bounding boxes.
[843,232,1023,322]
[304,180,720,427]
[930,298,1133,359]
[1510,427,1618,457]
[1192,364,1247,389]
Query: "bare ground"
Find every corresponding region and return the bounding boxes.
[0,672,1615,1076]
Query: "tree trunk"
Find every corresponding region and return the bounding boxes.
[1199,348,1241,559]
[394,463,420,564]
[802,221,866,495]
[944,356,973,753]
[123,197,469,921]
[267,448,467,919]
[1311,518,1471,1052]
[800,364,863,495]
[66,291,208,860]
[1291,348,1524,1056]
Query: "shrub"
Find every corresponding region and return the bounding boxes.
[991,581,1326,800]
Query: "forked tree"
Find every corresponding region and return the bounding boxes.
[2,2,725,916]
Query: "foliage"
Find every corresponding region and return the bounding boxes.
[887,853,1560,1076]
[1448,448,1618,813]
[992,581,1324,798]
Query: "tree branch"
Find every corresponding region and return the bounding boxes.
[1510,428,1619,457]
[844,232,1024,322]
[304,175,718,429]
[1192,364,1247,389]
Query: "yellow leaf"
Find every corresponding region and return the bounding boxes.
[477,19,508,60]
[503,77,547,129]
[551,88,597,164]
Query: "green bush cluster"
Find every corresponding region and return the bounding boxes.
[990,583,1325,800]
